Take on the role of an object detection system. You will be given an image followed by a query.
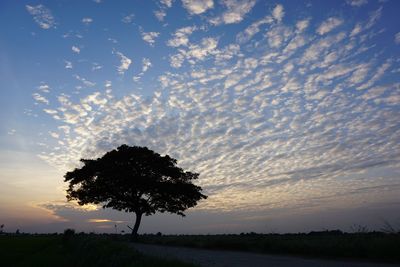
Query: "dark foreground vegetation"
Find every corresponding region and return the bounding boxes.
[0,232,196,267]
[136,230,400,263]
[1,229,399,265]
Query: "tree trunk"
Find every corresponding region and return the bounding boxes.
[130,212,142,241]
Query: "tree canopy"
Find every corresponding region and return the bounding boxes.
[64,145,207,237]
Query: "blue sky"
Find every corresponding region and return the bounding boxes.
[0,0,399,234]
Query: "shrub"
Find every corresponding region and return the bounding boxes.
[63,228,75,242]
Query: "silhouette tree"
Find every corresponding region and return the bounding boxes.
[64,145,207,238]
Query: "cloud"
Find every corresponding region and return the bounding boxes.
[161,0,173,8]
[64,61,73,69]
[133,58,153,81]
[188,37,218,59]
[92,63,103,71]
[115,51,132,75]
[43,109,58,115]
[154,0,174,21]
[395,32,400,44]
[181,0,214,15]
[360,84,394,101]
[347,64,370,86]
[49,131,59,139]
[74,75,96,87]
[26,4,56,29]
[154,10,167,21]
[365,7,382,29]
[104,81,112,89]
[357,60,391,90]
[266,25,292,49]
[39,201,99,216]
[32,93,49,105]
[211,0,256,25]
[72,46,80,54]
[38,83,51,93]
[121,14,134,24]
[82,17,93,25]
[142,58,152,72]
[108,38,118,44]
[348,7,382,39]
[296,19,310,32]
[236,16,273,43]
[235,5,286,43]
[350,23,362,37]
[87,219,112,223]
[7,129,16,135]
[141,31,160,46]
[169,53,185,68]
[346,0,368,6]
[167,26,196,47]
[316,17,343,35]
[36,4,400,216]
[84,92,108,106]
[169,37,219,68]
[272,4,285,22]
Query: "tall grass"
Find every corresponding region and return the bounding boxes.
[0,234,197,267]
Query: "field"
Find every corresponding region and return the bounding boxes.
[136,231,400,263]
[0,234,196,267]
[1,231,399,266]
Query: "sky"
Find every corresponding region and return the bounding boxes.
[0,0,399,234]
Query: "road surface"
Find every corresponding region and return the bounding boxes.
[131,243,398,267]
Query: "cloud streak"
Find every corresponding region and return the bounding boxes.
[317,17,343,35]
[26,4,56,29]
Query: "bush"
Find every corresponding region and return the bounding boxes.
[63,228,75,242]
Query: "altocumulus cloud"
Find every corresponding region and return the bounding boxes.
[181,0,214,15]
[33,3,400,216]
[210,0,256,25]
[141,31,160,46]
[26,4,56,29]
[115,51,132,75]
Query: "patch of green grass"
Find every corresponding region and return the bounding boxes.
[137,232,400,263]
[0,235,197,267]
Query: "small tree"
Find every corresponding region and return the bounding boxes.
[64,145,207,239]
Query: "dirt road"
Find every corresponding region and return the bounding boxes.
[131,243,398,267]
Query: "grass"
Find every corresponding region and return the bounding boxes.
[2,231,399,265]
[0,234,197,267]
[136,231,400,263]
